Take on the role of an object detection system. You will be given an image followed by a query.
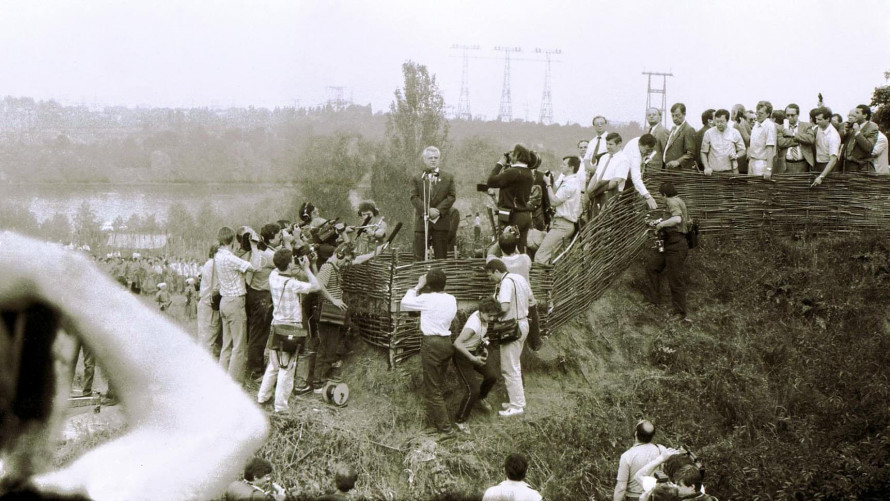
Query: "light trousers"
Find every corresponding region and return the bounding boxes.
[500,319,529,409]
[219,295,248,384]
[258,350,298,413]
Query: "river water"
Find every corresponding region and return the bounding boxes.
[0,183,301,224]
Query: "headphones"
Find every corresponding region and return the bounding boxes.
[300,202,315,223]
[357,202,379,217]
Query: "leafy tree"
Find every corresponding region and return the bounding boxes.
[294,133,370,220]
[374,61,449,245]
[72,201,99,246]
[871,83,890,134]
[40,212,72,243]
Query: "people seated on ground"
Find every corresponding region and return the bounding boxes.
[315,463,358,501]
[452,298,502,434]
[258,249,321,413]
[399,267,459,441]
[484,259,533,417]
[225,457,289,501]
[482,453,542,501]
[0,232,267,500]
[613,420,667,501]
[635,447,712,501]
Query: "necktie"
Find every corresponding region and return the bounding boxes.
[787,125,801,161]
[593,136,602,158]
[665,126,678,154]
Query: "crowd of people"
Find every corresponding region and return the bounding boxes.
[40,97,889,499]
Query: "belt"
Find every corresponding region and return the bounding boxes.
[786,159,806,163]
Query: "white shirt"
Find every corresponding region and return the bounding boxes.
[872,130,888,174]
[815,125,841,163]
[269,269,314,326]
[482,480,542,501]
[749,119,777,161]
[701,126,745,172]
[622,137,654,198]
[592,150,632,191]
[580,131,610,180]
[547,172,583,223]
[497,273,531,321]
[400,289,457,336]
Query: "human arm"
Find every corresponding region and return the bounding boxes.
[435,174,457,215]
[453,326,486,366]
[0,233,269,500]
[667,127,696,169]
[613,455,629,501]
[315,263,346,310]
[295,256,321,293]
[487,162,517,188]
[633,448,680,491]
[811,154,839,186]
[656,198,684,230]
[409,175,425,213]
[399,274,428,312]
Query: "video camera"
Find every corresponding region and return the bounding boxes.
[311,217,346,244]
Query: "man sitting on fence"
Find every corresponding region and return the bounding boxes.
[587,132,631,217]
[399,267,459,440]
[535,155,583,265]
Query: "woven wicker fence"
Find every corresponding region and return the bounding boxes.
[340,170,890,366]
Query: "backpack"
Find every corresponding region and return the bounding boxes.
[686,218,700,249]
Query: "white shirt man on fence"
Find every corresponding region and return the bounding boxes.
[534,155,582,265]
[622,133,659,210]
[587,132,631,217]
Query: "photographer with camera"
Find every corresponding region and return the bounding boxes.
[350,200,387,255]
[217,227,258,385]
[411,146,456,261]
[452,298,503,433]
[534,155,583,265]
[487,144,536,252]
[634,447,713,501]
[644,182,691,323]
[257,248,321,412]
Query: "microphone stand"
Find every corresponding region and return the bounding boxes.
[423,172,431,261]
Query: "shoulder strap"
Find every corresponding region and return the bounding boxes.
[277,278,291,305]
[498,275,519,319]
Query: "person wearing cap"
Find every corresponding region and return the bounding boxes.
[400,267,458,439]
[155,282,172,314]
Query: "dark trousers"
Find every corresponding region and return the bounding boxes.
[784,159,810,173]
[313,321,344,386]
[453,351,499,423]
[503,210,532,253]
[421,335,455,432]
[246,286,273,376]
[414,229,450,260]
[645,231,689,316]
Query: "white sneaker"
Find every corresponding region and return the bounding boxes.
[455,422,471,434]
[498,406,524,417]
[501,402,512,410]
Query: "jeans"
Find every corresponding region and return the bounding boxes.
[421,335,455,432]
[219,295,248,384]
[258,346,303,413]
[453,350,499,423]
[69,342,95,393]
[534,216,576,264]
[500,319,529,409]
[246,287,273,376]
[645,231,689,315]
[197,300,222,359]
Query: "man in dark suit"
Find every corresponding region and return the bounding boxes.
[694,109,715,172]
[841,104,880,172]
[779,103,815,173]
[663,103,697,170]
[645,107,670,170]
[410,146,456,260]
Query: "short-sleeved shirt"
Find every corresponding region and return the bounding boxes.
[215,247,251,297]
[497,273,531,321]
[749,119,777,161]
[593,150,632,192]
[616,443,664,497]
[664,196,689,234]
[269,269,314,326]
[488,253,532,281]
[815,125,841,163]
[460,311,489,353]
[701,126,745,172]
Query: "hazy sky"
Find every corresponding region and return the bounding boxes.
[1,0,889,126]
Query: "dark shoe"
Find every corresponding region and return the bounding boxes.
[100,396,119,406]
[475,399,493,413]
[294,384,313,395]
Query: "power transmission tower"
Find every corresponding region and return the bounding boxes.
[642,71,672,127]
[535,48,561,125]
[450,44,479,120]
[495,46,521,122]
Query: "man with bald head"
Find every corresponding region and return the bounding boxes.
[645,107,670,170]
[614,420,664,501]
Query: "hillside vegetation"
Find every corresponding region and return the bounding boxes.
[242,233,890,500]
